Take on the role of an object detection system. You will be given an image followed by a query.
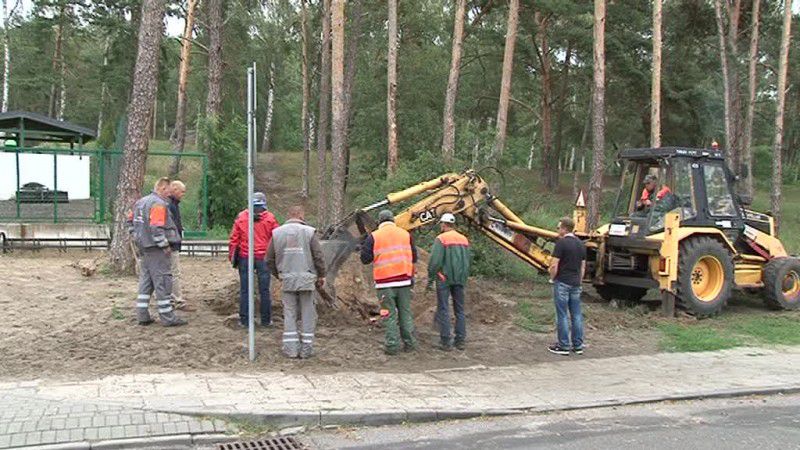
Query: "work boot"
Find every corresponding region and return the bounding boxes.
[163,317,187,327]
[454,340,465,351]
[300,347,314,359]
[136,308,152,326]
[384,347,400,356]
[437,340,453,352]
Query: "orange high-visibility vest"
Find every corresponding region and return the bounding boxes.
[371,223,414,287]
[437,230,469,247]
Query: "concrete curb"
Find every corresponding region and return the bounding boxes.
[171,384,800,430]
[8,433,237,450]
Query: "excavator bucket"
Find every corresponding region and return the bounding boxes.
[316,211,376,307]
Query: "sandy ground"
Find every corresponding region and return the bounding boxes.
[0,251,661,381]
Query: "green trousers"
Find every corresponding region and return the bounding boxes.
[378,286,417,353]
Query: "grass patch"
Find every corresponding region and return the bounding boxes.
[111,305,125,321]
[730,316,800,345]
[515,300,551,333]
[220,417,274,436]
[657,323,742,352]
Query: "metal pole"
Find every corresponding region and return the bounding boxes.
[247,63,257,362]
[201,155,208,232]
[53,153,58,223]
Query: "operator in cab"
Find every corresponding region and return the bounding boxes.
[636,174,671,212]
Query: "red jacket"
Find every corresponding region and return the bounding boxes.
[228,209,280,261]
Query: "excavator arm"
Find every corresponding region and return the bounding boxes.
[341,170,561,274]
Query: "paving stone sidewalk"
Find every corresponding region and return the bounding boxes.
[2,346,800,448]
[0,386,232,449]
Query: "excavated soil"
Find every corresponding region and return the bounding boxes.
[0,251,660,381]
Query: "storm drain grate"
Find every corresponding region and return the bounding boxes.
[217,437,307,450]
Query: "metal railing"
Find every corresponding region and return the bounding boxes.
[0,146,209,235]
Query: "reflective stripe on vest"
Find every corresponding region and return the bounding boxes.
[437,230,469,247]
[372,224,413,282]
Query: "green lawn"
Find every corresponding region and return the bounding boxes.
[657,314,800,352]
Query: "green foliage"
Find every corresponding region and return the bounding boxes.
[204,117,247,228]
[515,299,551,334]
[730,316,800,345]
[657,323,742,352]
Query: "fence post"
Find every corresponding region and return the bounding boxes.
[98,149,106,223]
[14,148,20,219]
[53,153,58,223]
[201,154,208,232]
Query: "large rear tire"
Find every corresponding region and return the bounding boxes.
[676,236,733,318]
[762,257,800,310]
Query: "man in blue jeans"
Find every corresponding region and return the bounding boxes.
[228,192,280,327]
[548,217,586,355]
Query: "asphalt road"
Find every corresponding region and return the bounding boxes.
[301,394,800,450]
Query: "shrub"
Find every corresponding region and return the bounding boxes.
[204,117,247,228]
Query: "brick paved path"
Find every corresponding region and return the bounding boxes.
[2,346,799,448]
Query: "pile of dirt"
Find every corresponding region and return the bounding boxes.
[196,247,509,330]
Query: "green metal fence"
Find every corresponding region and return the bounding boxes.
[0,146,209,236]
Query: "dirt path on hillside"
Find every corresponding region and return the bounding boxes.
[0,252,663,381]
[255,152,314,217]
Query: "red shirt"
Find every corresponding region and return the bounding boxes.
[228,209,280,261]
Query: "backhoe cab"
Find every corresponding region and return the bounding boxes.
[594,147,800,316]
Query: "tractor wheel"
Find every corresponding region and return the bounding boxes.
[595,284,647,303]
[762,257,800,310]
[676,236,733,318]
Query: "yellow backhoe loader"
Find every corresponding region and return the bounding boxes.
[322,147,800,317]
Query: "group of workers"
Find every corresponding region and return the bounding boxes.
[130,180,589,357]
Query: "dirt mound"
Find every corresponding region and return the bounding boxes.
[196,248,509,330]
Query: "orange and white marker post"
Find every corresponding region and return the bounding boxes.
[573,190,588,234]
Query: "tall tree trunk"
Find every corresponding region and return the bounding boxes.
[713,0,734,167]
[342,0,364,192]
[742,0,760,198]
[587,0,606,230]
[727,0,743,172]
[441,0,467,161]
[317,0,332,225]
[169,0,199,176]
[771,0,793,233]
[554,42,572,180]
[386,0,399,175]
[2,0,18,113]
[301,0,311,197]
[151,97,157,139]
[97,36,111,133]
[330,0,346,222]
[108,0,168,273]
[535,12,555,191]
[490,0,519,161]
[261,62,275,152]
[58,57,66,119]
[48,2,66,118]
[205,0,223,120]
[574,93,592,198]
[650,0,662,147]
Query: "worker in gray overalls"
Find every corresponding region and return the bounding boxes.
[129,177,187,327]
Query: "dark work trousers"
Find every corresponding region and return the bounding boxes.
[435,282,466,346]
[238,259,272,325]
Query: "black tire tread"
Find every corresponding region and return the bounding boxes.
[676,236,733,318]
[762,257,800,310]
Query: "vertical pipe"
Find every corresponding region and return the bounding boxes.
[98,149,105,223]
[14,148,19,219]
[53,153,58,222]
[201,155,208,232]
[247,63,257,362]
